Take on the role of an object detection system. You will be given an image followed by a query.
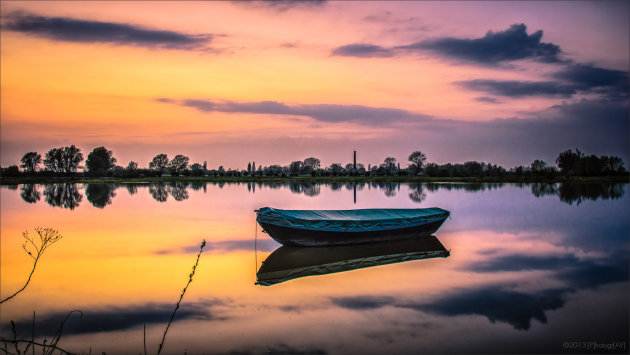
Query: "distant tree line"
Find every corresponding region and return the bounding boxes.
[1,146,627,179]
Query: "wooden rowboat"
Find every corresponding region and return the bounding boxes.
[255,207,450,246]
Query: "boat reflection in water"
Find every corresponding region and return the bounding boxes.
[256,235,450,286]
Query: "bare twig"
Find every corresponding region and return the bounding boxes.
[45,311,82,355]
[0,340,75,355]
[143,324,147,355]
[1,228,62,304]
[156,239,205,355]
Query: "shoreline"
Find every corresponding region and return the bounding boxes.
[1,175,628,185]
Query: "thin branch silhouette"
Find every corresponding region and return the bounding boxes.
[1,228,62,304]
[156,239,206,355]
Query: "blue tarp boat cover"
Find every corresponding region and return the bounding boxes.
[256,207,449,232]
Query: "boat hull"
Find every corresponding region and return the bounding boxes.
[258,218,448,246]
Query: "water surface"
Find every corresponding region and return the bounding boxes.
[1,182,628,354]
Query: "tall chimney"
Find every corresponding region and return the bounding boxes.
[353,150,356,169]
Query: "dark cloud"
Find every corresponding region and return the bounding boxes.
[3,12,212,50]
[459,63,628,100]
[457,79,576,98]
[475,97,500,103]
[398,23,563,64]
[553,63,629,89]
[330,24,563,64]
[163,98,432,126]
[331,43,394,58]
[330,296,396,310]
[232,0,326,12]
[552,63,629,100]
[440,98,630,166]
[5,300,224,337]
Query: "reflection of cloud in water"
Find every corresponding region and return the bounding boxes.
[331,296,396,310]
[230,343,328,355]
[155,239,279,254]
[4,299,224,337]
[332,252,628,331]
[402,287,567,331]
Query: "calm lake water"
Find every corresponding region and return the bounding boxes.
[1,182,628,354]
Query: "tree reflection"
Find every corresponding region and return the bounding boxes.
[20,184,40,203]
[558,183,625,205]
[43,184,82,210]
[408,184,427,203]
[288,183,320,197]
[126,184,138,195]
[149,183,168,202]
[85,184,116,208]
[167,182,189,201]
[383,182,398,197]
[530,183,558,198]
[303,184,320,197]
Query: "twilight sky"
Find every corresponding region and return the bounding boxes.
[1,1,628,169]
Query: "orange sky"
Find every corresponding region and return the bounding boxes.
[1,1,628,168]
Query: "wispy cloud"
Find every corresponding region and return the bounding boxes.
[457,79,576,98]
[232,0,327,12]
[331,43,394,58]
[457,63,628,100]
[2,12,213,50]
[332,24,563,64]
[552,63,629,100]
[159,98,433,126]
[402,23,563,64]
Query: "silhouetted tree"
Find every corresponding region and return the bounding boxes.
[149,154,169,177]
[463,161,483,176]
[302,157,320,173]
[556,149,583,175]
[383,157,397,174]
[20,152,41,173]
[289,161,302,175]
[126,161,138,171]
[20,184,40,203]
[408,151,427,175]
[85,184,116,208]
[329,163,343,175]
[86,146,117,175]
[2,165,20,177]
[530,160,547,174]
[190,163,204,176]
[43,148,62,172]
[43,146,83,173]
